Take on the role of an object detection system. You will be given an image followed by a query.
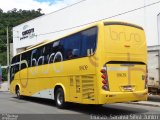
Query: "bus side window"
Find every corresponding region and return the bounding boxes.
[62,33,81,60]
[72,49,80,58]
[48,40,63,63]
[52,41,63,63]
[10,55,20,81]
[10,57,16,81]
[36,47,43,66]
[43,44,51,64]
[31,49,37,67]
[21,53,29,70]
[81,27,98,56]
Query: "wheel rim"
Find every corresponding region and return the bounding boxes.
[57,92,63,105]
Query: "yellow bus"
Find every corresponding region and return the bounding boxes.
[10,21,148,108]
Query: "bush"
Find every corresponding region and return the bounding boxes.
[0,52,7,66]
[2,68,7,81]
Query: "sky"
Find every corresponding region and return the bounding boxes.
[0,0,82,14]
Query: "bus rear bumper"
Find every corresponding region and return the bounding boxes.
[99,90,148,104]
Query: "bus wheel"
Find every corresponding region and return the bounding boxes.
[55,88,66,109]
[16,87,22,99]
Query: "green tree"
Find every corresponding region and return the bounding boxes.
[0,8,44,62]
[2,68,7,81]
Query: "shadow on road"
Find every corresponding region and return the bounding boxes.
[12,95,149,116]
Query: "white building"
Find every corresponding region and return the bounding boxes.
[13,0,160,55]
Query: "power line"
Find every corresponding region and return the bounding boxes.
[35,0,160,37]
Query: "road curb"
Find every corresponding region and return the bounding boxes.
[0,88,9,92]
[127,101,160,107]
[0,90,9,92]
[0,82,9,92]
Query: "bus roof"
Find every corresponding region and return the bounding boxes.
[104,21,143,30]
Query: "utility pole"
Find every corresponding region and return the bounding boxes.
[6,26,10,90]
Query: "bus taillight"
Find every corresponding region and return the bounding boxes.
[101,67,109,91]
[101,74,107,79]
[102,80,107,84]
[100,69,106,73]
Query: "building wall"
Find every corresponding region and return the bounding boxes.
[144,0,160,46]
[13,0,160,55]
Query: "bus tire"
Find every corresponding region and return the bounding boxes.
[55,87,66,109]
[16,86,22,99]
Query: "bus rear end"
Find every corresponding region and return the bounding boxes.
[98,22,148,104]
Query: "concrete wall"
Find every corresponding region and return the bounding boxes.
[10,43,13,62]
[13,0,160,55]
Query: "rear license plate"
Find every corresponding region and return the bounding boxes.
[123,86,132,91]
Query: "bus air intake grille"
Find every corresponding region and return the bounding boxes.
[75,76,80,93]
[81,75,95,100]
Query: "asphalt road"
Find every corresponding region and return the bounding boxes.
[148,95,160,102]
[0,92,160,120]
